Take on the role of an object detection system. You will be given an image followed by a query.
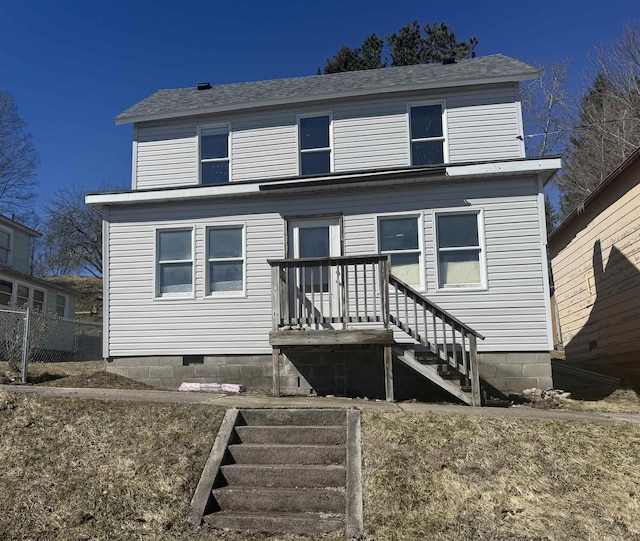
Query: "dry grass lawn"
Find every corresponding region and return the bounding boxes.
[564,389,640,413]
[2,392,640,540]
[362,410,640,541]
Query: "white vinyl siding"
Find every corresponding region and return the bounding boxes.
[133,84,523,188]
[106,176,548,357]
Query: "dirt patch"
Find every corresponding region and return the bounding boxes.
[38,370,156,390]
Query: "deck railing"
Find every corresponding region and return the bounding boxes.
[268,254,483,403]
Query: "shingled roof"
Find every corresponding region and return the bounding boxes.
[116,54,537,124]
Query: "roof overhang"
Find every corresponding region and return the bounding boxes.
[86,157,561,210]
[0,215,41,237]
[115,72,536,125]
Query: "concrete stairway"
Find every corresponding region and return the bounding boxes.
[192,408,362,537]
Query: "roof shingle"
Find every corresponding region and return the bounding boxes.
[116,54,537,124]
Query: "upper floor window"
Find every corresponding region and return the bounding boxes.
[156,229,193,298]
[410,103,446,166]
[299,114,331,176]
[378,215,423,288]
[435,211,484,289]
[207,226,245,294]
[0,228,11,266]
[199,125,230,184]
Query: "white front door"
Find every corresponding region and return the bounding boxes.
[287,218,341,323]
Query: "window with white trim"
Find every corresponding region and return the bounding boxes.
[0,228,11,266]
[207,226,244,294]
[157,229,193,297]
[55,294,67,317]
[436,212,483,288]
[33,289,45,311]
[16,285,29,308]
[299,114,331,176]
[0,280,12,306]
[410,103,445,166]
[378,215,422,288]
[200,125,230,184]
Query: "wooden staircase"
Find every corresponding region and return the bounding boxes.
[192,408,363,537]
[269,255,485,405]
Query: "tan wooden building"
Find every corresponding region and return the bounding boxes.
[549,148,640,376]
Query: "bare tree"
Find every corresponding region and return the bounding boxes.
[35,185,108,277]
[0,90,39,218]
[560,23,640,217]
[521,58,574,157]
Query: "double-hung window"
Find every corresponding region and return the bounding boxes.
[157,229,193,298]
[16,285,29,308]
[0,280,12,306]
[436,211,484,289]
[200,125,230,184]
[409,102,446,166]
[55,294,67,317]
[378,215,422,288]
[299,114,331,176]
[33,289,45,311]
[0,228,11,266]
[207,226,244,294]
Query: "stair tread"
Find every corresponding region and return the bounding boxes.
[203,510,344,534]
[214,486,346,494]
[229,443,345,448]
[205,510,345,520]
[222,464,345,470]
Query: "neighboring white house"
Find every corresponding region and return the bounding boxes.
[0,214,75,318]
[87,54,560,403]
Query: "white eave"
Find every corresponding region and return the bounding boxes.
[85,158,561,209]
[115,72,536,125]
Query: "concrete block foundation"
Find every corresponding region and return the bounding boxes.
[107,349,553,399]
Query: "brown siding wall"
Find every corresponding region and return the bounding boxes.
[550,160,640,368]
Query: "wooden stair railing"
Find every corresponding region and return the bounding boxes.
[388,274,485,406]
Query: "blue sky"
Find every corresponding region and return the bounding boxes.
[1,0,639,220]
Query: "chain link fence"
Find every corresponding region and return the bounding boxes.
[0,307,102,382]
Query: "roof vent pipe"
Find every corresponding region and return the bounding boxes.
[197,82,212,90]
[442,57,456,65]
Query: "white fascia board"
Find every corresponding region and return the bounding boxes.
[446,157,562,179]
[115,72,538,125]
[85,182,260,207]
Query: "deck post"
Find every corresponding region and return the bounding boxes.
[379,257,390,329]
[383,345,394,402]
[469,335,481,407]
[271,266,280,330]
[272,347,281,397]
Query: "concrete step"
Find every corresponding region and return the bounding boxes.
[203,510,344,535]
[228,443,345,465]
[239,408,346,426]
[235,425,346,445]
[220,463,346,488]
[212,486,345,514]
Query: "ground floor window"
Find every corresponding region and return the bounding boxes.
[435,211,484,289]
[156,229,194,298]
[0,280,12,305]
[33,289,45,311]
[16,285,29,308]
[55,294,67,317]
[378,215,422,288]
[207,226,245,294]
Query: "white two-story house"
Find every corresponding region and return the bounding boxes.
[87,54,560,404]
[0,214,74,317]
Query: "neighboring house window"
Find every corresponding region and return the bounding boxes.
[207,226,244,294]
[409,103,445,166]
[16,285,29,308]
[0,280,12,305]
[33,289,45,311]
[157,229,193,297]
[200,125,230,184]
[55,294,67,317]
[0,229,11,266]
[299,114,331,176]
[436,211,484,288]
[378,215,422,288]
